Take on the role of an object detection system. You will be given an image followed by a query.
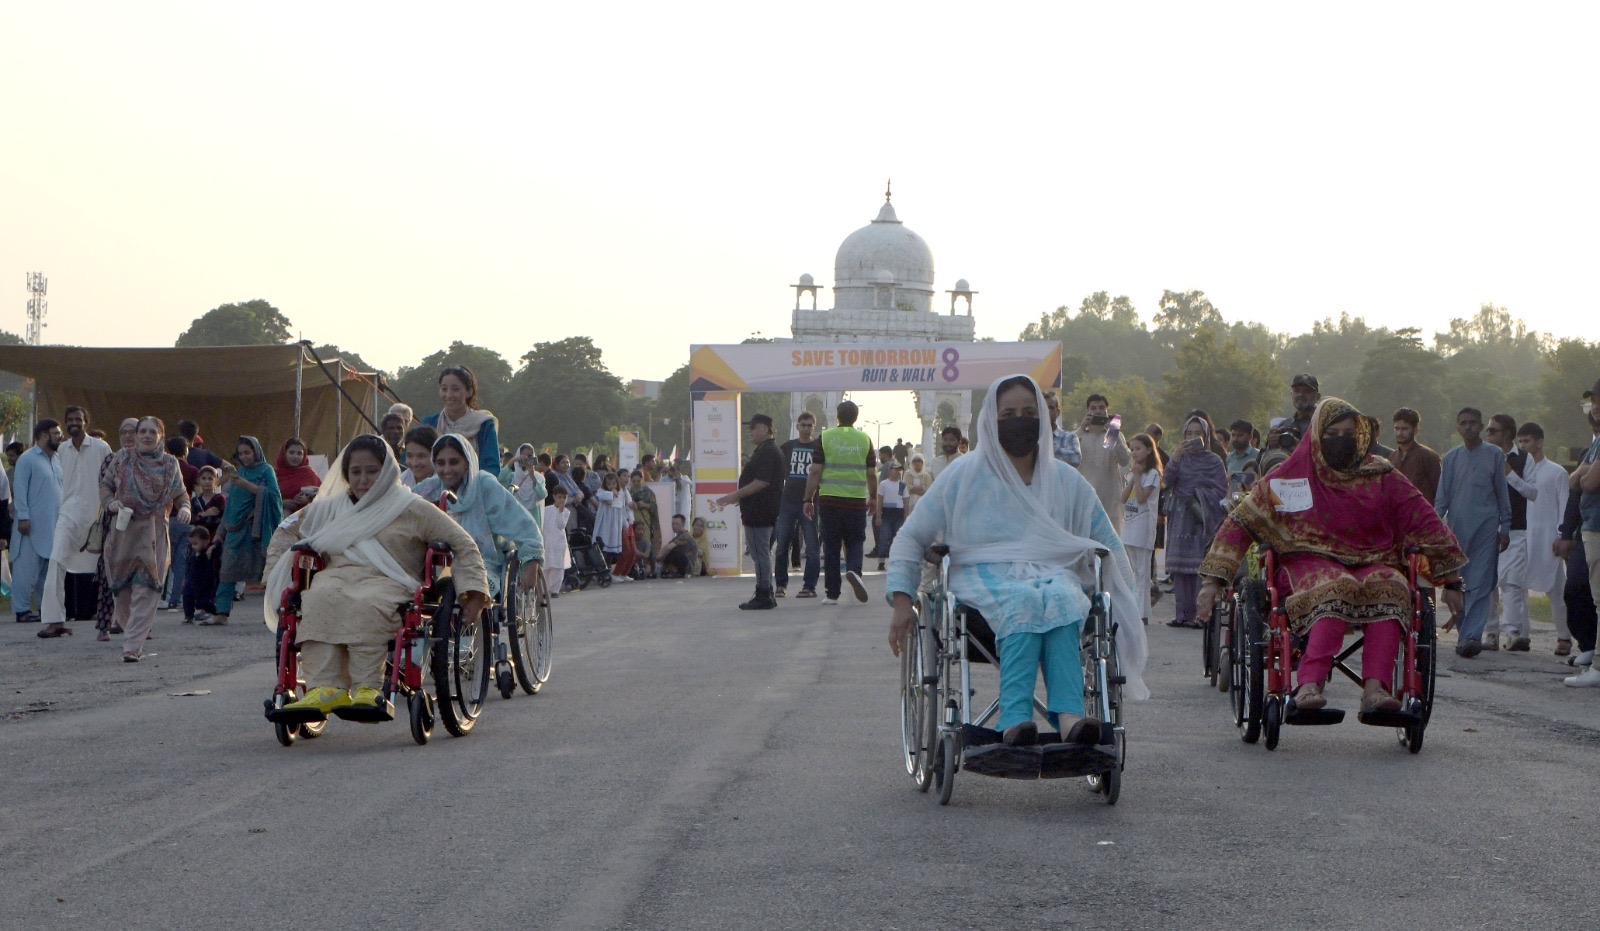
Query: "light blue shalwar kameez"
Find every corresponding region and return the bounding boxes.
[1435,442,1510,644]
[887,450,1145,731]
[415,434,542,599]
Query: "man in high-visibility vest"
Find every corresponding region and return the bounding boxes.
[803,400,877,604]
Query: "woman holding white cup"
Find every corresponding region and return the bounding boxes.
[101,416,191,661]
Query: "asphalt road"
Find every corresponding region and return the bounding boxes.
[3,575,1597,931]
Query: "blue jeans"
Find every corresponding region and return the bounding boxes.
[164,516,189,607]
[744,524,774,596]
[772,497,819,591]
[818,505,866,600]
[874,507,905,561]
[997,625,1085,731]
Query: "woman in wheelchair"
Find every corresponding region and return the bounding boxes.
[1196,398,1467,713]
[414,433,543,597]
[887,375,1148,747]
[267,435,491,715]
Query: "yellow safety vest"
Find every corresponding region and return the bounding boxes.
[819,426,872,501]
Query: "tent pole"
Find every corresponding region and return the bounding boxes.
[294,344,304,440]
[336,362,344,448]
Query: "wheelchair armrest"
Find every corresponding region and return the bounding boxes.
[923,543,950,565]
[428,541,454,554]
[291,542,317,553]
[1094,547,1109,559]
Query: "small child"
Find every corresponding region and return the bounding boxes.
[542,486,572,596]
[183,526,219,623]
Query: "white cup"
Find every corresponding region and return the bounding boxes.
[114,508,132,532]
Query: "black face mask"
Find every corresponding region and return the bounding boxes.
[997,416,1040,458]
[1321,435,1359,470]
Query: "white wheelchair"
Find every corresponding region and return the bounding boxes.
[900,543,1126,806]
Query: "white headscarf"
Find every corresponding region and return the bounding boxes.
[957,374,1149,700]
[262,435,423,631]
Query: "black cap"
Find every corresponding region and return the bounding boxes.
[1291,373,1319,391]
[745,413,773,429]
[1585,379,1600,399]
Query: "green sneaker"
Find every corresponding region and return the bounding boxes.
[283,686,351,714]
[347,686,383,707]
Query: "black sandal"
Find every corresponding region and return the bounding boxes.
[1063,717,1107,745]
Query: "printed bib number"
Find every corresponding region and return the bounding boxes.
[1269,477,1313,513]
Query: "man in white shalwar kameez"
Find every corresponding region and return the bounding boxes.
[887,374,1148,748]
[1517,423,1571,651]
[39,407,112,636]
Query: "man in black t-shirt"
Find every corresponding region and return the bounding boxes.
[711,413,786,610]
[772,411,822,598]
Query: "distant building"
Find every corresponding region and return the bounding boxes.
[630,379,663,400]
[786,188,977,452]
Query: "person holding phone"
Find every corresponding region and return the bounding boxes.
[1073,393,1131,532]
[1161,415,1228,628]
[274,438,322,516]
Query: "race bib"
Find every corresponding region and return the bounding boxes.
[1269,477,1313,513]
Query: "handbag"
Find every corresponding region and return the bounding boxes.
[82,512,109,555]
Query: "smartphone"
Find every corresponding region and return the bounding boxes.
[1186,437,1205,450]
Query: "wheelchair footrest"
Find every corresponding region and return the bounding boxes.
[959,725,1119,780]
[1356,708,1419,728]
[1285,706,1346,726]
[331,700,396,724]
[265,705,328,725]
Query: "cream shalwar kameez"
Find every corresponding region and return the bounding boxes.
[266,495,488,690]
[42,436,111,625]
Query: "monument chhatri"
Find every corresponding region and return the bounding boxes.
[786,182,977,452]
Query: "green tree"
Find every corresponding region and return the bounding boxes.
[1151,289,1224,353]
[0,391,27,436]
[175,299,292,347]
[1430,304,1547,443]
[657,363,692,456]
[1536,337,1600,462]
[389,342,514,420]
[1159,328,1281,431]
[1020,291,1166,385]
[503,337,625,452]
[0,329,25,394]
[1278,313,1393,400]
[1353,329,1450,447]
[311,343,384,377]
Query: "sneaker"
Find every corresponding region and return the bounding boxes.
[795,589,817,599]
[347,686,384,707]
[192,611,211,621]
[1563,667,1600,688]
[845,571,868,603]
[282,686,352,714]
[822,597,839,605]
[738,595,777,610]
[1508,636,1531,652]
[614,575,633,583]
[877,561,886,571]
[1455,638,1483,658]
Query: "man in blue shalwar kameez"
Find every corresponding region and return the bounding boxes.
[1435,407,1511,657]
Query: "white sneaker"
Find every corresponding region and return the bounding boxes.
[1569,650,1595,668]
[821,597,839,605]
[1563,667,1600,688]
[614,575,633,584]
[845,571,868,603]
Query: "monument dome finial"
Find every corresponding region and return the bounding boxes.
[885,178,892,203]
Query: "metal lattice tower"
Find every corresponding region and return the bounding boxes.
[25,272,47,345]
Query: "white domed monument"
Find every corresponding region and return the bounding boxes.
[788,183,976,454]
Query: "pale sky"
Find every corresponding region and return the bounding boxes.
[3,3,1595,445]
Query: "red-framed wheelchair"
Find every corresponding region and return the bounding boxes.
[1236,546,1436,753]
[263,540,473,746]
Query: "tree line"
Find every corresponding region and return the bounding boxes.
[1026,289,1600,462]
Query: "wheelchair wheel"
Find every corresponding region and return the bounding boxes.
[1406,594,1438,754]
[1228,599,1249,727]
[1263,696,1282,751]
[933,733,958,806]
[512,575,554,695]
[409,691,433,745]
[1214,600,1232,694]
[899,610,935,791]
[1203,610,1220,686]
[1241,581,1267,744]
[431,584,488,737]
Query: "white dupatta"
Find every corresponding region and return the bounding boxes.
[952,375,1149,701]
[262,437,423,631]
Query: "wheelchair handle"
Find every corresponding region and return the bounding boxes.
[923,543,950,565]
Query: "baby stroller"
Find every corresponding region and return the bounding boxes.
[565,527,613,590]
